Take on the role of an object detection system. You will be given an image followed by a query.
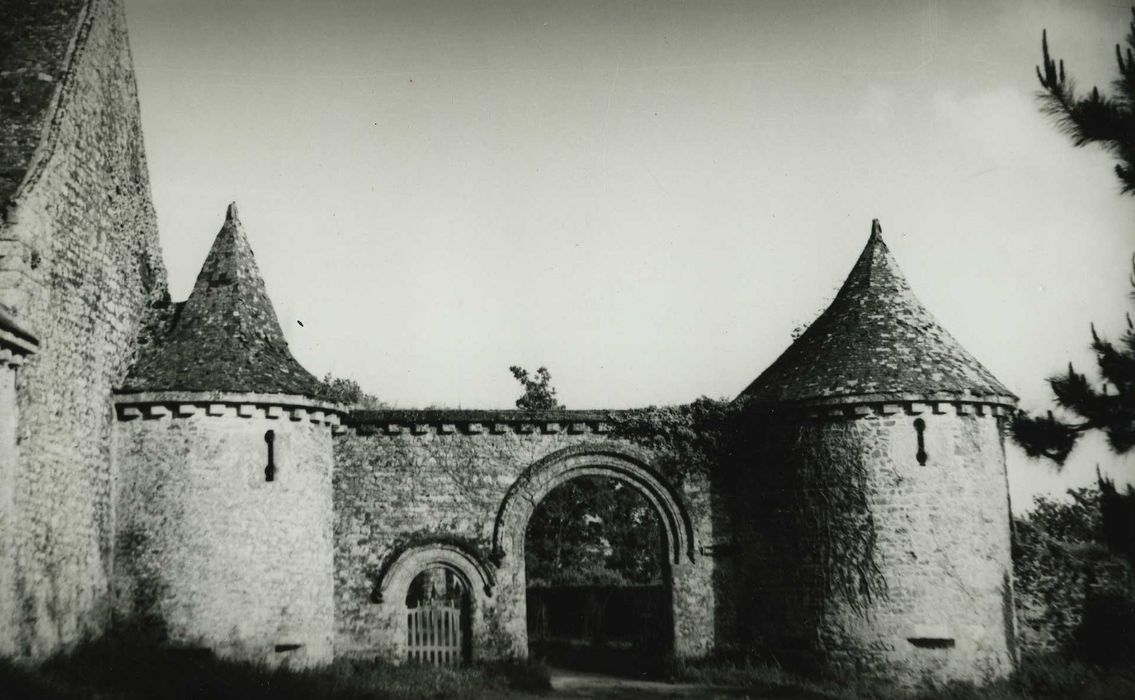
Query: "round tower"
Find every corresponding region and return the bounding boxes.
[738,220,1017,687]
[112,204,342,667]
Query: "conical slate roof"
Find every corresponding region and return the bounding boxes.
[740,220,1014,405]
[122,203,322,396]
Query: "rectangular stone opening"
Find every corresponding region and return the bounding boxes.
[907,637,955,649]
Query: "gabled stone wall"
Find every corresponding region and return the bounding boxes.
[0,0,167,658]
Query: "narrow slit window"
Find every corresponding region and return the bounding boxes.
[908,636,955,649]
[913,418,928,465]
[264,430,276,481]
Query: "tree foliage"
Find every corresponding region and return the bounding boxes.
[317,373,385,409]
[1011,10,1135,466]
[1014,486,1135,665]
[1012,8,1135,576]
[1100,472,1135,565]
[1035,8,1135,194]
[509,365,563,410]
[1009,285,1135,465]
[524,476,662,587]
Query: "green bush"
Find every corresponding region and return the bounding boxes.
[1014,486,1135,660]
[1075,593,1135,668]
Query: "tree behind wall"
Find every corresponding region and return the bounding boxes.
[1014,486,1135,666]
[510,366,563,410]
[317,373,385,409]
[525,476,662,587]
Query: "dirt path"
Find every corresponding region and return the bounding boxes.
[546,667,819,699]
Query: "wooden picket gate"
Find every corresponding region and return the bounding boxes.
[407,600,463,665]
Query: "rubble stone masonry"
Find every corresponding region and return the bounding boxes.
[740,402,1016,686]
[112,398,338,667]
[332,411,717,664]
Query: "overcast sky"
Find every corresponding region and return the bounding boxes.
[123,0,1133,511]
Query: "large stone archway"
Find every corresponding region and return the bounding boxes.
[489,443,707,658]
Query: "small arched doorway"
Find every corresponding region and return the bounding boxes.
[405,565,471,666]
[373,543,494,666]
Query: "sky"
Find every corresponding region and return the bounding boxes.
[122,0,1134,511]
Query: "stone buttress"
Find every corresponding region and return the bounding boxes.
[112,204,343,667]
[0,308,39,656]
[736,220,1018,686]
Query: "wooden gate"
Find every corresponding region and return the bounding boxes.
[407,600,463,665]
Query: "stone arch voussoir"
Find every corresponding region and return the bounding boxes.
[491,443,695,567]
[375,542,496,605]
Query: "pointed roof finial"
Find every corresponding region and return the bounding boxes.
[871,218,882,238]
[122,203,322,396]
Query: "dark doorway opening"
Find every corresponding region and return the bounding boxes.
[525,475,672,678]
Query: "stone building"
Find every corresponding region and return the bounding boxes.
[1,0,1019,687]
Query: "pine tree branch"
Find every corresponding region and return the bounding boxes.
[1036,10,1135,194]
[1010,410,1090,465]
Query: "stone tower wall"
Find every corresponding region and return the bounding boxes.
[0,0,167,658]
[741,402,1015,686]
[112,400,337,667]
[332,414,717,664]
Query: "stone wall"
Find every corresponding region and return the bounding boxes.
[112,399,337,667]
[739,402,1016,687]
[0,0,167,658]
[332,410,717,664]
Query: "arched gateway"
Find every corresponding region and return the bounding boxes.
[331,412,718,664]
[490,444,702,659]
[492,443,695,567]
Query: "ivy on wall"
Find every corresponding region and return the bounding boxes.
[609,397,887,617]
[606,397,736,487]
[784,424,887,615]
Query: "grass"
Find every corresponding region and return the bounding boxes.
[0,633,551,700]
[916,655,1135,700]
[671,651,839,698]
[3,634,1133,699]
[673,650,1135,700]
